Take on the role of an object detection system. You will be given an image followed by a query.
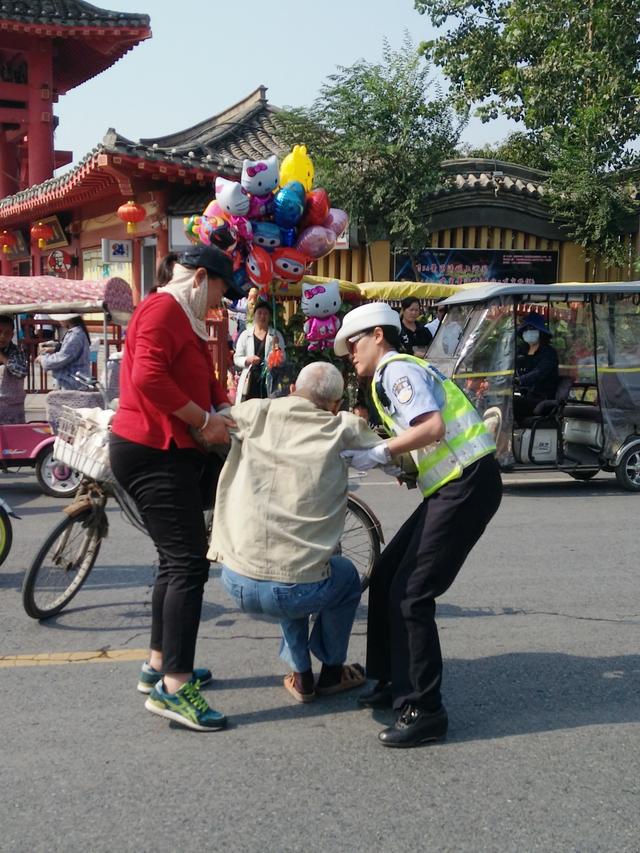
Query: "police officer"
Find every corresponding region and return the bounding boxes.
[335,303,503,748]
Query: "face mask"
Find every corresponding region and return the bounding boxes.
[190,274,210,320]
[522,329,540,345]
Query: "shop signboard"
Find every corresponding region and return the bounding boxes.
[394,248,559,285]
[101,238,133,264]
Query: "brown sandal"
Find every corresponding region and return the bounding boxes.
[283,672,315,703]
[315,663,366,696]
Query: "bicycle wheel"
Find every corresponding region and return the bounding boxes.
[22,508,103,619]
[0,506,12,567]
[342,497,381,592]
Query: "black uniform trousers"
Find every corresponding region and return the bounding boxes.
[109,434,210,675]
[366,453,503,711]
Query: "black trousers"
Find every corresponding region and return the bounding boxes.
[366,454,503,711]
[109,434,209,674]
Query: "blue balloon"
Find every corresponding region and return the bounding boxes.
[273,181,305,228]
[279,227,297,247]
[233,266,249,287]
[252,221,281,252]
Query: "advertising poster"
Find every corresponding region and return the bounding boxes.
[394,248,559,285]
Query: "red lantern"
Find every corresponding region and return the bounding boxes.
[30,221,54,249]
[0,230,16,254]
[117,200,146,234]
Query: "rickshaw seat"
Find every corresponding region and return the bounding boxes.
[523,376,573,423]
[562,403,602,423]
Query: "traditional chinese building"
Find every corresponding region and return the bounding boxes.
[0,1,635,296]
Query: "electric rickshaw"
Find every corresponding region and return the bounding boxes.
[0,275,131,496]
[429,282,640,491]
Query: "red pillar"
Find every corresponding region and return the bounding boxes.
[0,131,19,197]
[27,41,54,186]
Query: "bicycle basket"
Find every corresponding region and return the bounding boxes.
[53,406,115,483]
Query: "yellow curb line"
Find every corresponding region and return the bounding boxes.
[0,649,148,668]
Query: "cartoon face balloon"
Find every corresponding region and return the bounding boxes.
[301,280,341,319]
[198,215,236,251]
[279,144,314,192]
[183,214,201,243]
[241,155,279,196]
[272,247,308,283]
[246,245,274,287]
[252,221,281,252]
[215,177,251,217]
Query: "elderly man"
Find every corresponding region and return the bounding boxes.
[209,362,385,703]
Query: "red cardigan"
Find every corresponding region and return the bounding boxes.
[112,292,228,450]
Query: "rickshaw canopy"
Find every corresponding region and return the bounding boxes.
[0,275,133,324]
[439,281,640,306]
[358,281,476,301]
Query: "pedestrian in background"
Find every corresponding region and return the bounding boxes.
[0,314,28,423]
[36,313,91,390]
[398,297,432,357]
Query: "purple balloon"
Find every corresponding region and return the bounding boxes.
[295,225,337,260]
[324,208,349,237]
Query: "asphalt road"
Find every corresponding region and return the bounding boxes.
[0,469,638,853]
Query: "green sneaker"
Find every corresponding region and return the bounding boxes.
[144,680,227,732]
[136,661,212,695]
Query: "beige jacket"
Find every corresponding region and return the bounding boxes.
[208,395,381,583]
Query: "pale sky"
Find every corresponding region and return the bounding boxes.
[53,0,514,170]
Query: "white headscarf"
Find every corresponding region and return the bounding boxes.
[158,263,209,341]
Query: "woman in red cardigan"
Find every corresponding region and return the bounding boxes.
[110,246,244,732]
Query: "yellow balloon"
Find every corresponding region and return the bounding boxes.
[279,144,314,192]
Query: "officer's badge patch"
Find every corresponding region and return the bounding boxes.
[392,376,414,404]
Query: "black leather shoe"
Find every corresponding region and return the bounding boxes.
[357,680,392,709]
[378,704,448,748]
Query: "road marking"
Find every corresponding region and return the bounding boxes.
[0,648,147,668]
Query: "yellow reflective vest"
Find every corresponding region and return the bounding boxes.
[371,354,496,498]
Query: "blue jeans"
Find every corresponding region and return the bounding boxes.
[220,557,361,673]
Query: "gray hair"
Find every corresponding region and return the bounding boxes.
[295,362,344,409]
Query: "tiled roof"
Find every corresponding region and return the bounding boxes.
[0,0,149,27]
[0,87,284,218]
[434,159,549,200]
[138,86,285,171]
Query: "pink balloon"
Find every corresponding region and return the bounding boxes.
[295,226,336,260]
[202,199,227,222]
[324,208,349,237]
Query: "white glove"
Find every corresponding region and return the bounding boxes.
[341,443,390,470]
[382,463,403,478]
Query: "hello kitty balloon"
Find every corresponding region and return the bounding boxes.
[215,177,251,217]
[300,279,342,351]
[241,155,279,196]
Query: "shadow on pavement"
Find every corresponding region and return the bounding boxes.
[502,478,631,499]
[366,651,640,742]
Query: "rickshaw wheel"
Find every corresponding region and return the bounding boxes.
[0,506,12,567]
[35,446,81,498]
[615,445,640,492]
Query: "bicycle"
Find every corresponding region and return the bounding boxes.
[0,496,19,567]
[22,407,383,620]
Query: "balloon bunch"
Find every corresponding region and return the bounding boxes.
[184,144,349,297]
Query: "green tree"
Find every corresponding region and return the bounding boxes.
[460,131,553,171]
[415,0,640,267]
[275,35,463,263]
